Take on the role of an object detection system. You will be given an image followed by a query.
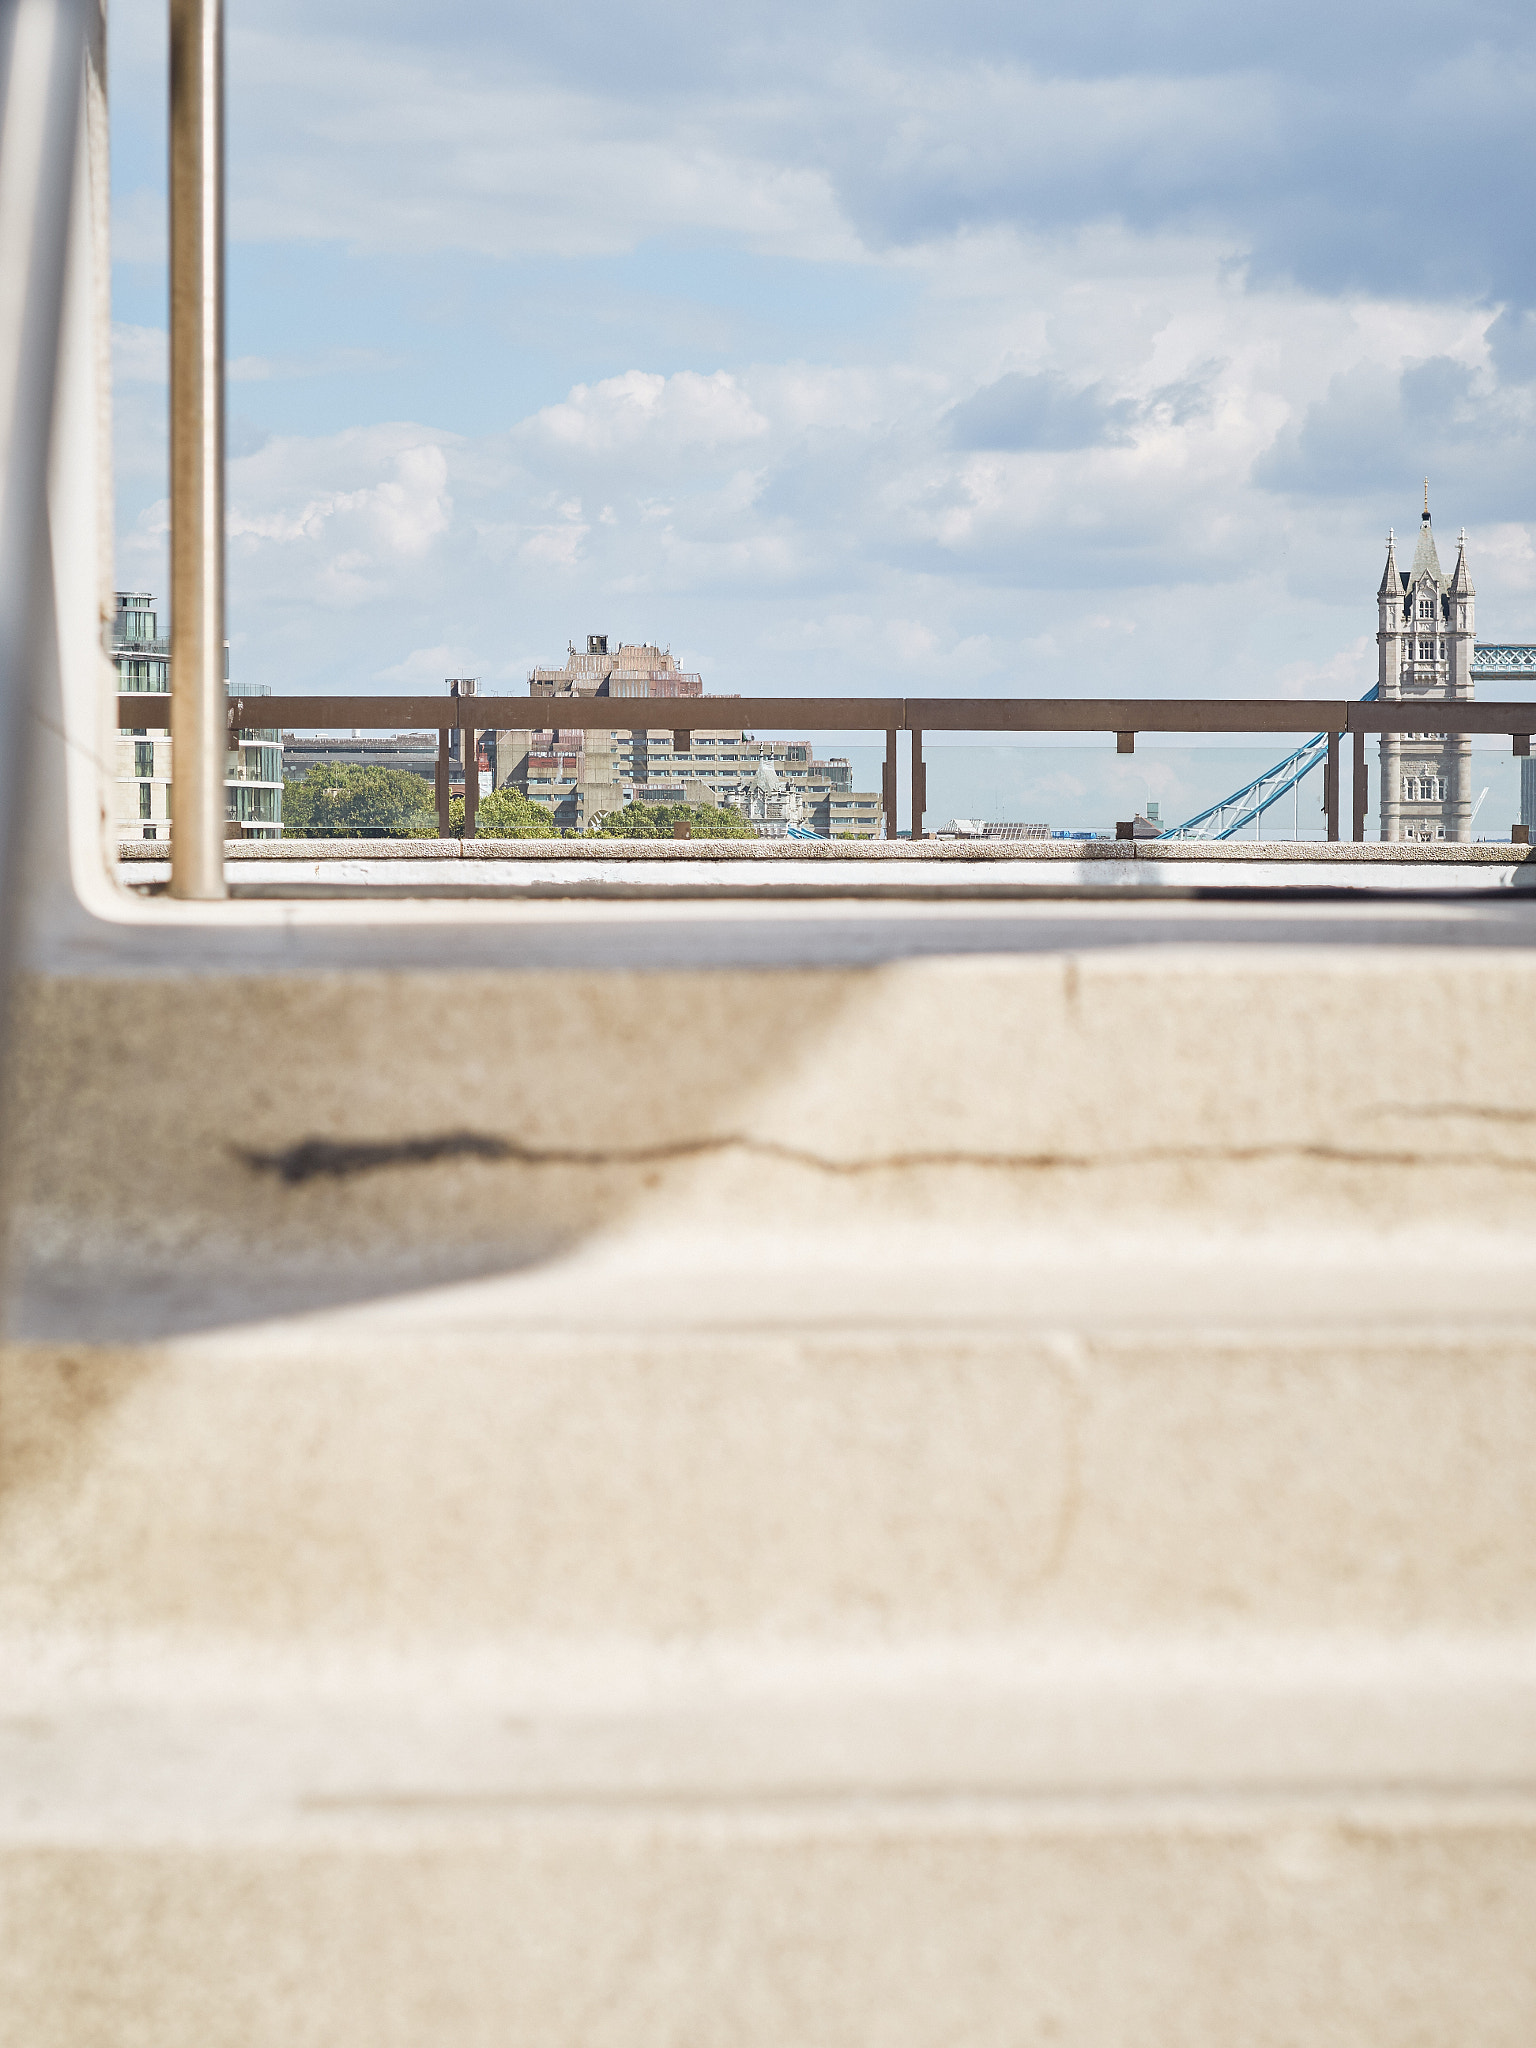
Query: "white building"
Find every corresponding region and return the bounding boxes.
[113,591,283,840]
[1375,493,1474,843]
[723,757,806,837]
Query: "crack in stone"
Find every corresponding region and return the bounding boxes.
[238,1129,1536,1186]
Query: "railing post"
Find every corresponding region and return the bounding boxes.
[1352,727,1367,842]
[435,727,450,838]
[883,728,898,841]
[168,0,227,899]
[464,725,478,839]
[909,729,926,841]
[1325,731,1340,841]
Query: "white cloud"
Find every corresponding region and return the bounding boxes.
[104,0,1536,702]
[112,323,166,384]
[526,370,771,455]
[130,219,1536,699]
[223,433,455,607]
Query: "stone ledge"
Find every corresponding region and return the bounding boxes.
[114,837,1536,865]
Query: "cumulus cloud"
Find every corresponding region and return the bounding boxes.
[946,373,1136,451]
[106,0,1536,702]
[526,370,770,455]
[221,434,456,608]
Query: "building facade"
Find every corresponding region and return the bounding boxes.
[500,634,882,835]
[113,591,283,840]
[1376,497,1475,843]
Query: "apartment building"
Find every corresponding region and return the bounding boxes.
[113,591,283,840]
[502,634,882,834]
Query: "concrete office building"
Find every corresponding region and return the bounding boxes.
[113,590,283,840]
[503,634,882,834]
[1376,493,1474,843]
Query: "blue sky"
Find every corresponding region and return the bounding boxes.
[108,0,1536,703]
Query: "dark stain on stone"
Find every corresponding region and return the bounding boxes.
[240,1132,517,1183]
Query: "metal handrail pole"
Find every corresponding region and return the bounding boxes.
[882,728,897,840]
[435,727,450,837]
[168,0,226,898]
[910,728,925,840]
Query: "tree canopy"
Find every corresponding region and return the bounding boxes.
[587,800,753,840]
[281,763,435,838]
[459,787,559,838]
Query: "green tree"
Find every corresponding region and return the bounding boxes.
[455,786,559,838]
[587,800,754,840]
[282,763,435,838]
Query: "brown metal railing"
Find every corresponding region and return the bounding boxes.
[117,692,1536,842]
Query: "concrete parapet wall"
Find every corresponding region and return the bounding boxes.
[116,835,1536,863]
[9,945,1536,1280]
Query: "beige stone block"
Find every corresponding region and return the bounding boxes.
[5,1815,1535,2048]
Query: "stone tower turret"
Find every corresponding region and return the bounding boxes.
[1377,485,1473,843]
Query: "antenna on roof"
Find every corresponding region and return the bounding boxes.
[1423,478,1431,520]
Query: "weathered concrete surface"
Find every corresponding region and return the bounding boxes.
[8,944,1536,1278]
[8,1814,1533,2048]
[5,935,1536,2040]
[3,1240,1536,2044]
[112,835,1536,899]
[116,836,1536,861]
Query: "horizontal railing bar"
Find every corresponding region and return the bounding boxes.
[1347,703,1536,735]
[907,698,1352,733]
[118,692,1536,737]
[222,694,457,731]
[218,695,908,734]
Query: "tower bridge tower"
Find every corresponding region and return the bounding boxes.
[1377,484,1474,842]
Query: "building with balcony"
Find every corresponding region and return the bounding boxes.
[113,590,283,839]
[502,634,882,834]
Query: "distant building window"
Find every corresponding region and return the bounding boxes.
[1418,598,1433,618]
[142,826,157,840]
[1418,640,1435,659]
[134,741,154,778]
[138,781,152,819]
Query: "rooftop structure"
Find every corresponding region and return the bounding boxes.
[530,635,704,699]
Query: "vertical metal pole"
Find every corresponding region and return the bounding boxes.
[464,724,478,839]
[1325,732,1340,841]
[909,728,925,841]
[168,0,226,898]
[1352,727,1367,843]
[436,727,450,838]
[883,728,898,841]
